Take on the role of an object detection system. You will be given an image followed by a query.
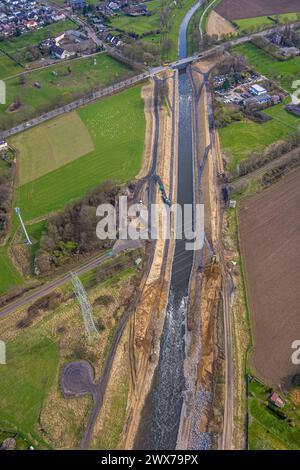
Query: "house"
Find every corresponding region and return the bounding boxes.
[69,0,86,8]
[51,44,75,60]
[269,392,285,408]
[249,84,267,96]
[0,140,8,151]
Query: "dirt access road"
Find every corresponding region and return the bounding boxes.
[216,0,300,20]
[239,168,300,390]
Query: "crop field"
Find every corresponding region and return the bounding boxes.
[12,113,94,186]
[233,43,300,92]
[0,252,140,448]
[15,84,145,221]
[216,0,300,21]
[219,103,300,170]
[0,54,134,130]
[0,52,22,80]
[235,12,300,32]
[0,20,75,62]
[238,169,300,390]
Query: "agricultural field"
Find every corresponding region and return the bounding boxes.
[0,20,75,63]
[14,113,94,186]
[0,52,22,80]
[0,53,134,130]
[248,379,300,450]
[233,42,300,92]
[218,103,300,170]
[216,0,300,21]
[0,251,141,449]
[238,169,300,390]
[14,84,146,221]
[0,247,23,296]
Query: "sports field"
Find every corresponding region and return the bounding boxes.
[13,113,94,186]
[233,42,300,92]
[14,84,146,221]
[0,53,134,130]
[219,103,300,170]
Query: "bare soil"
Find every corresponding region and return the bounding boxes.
[238,168,300,390]
[216,0,300,20]
[207,11,236,38]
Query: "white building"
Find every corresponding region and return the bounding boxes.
[249,84,267,96]
[0,140,8,151]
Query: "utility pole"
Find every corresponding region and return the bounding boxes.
[15,207,32,245]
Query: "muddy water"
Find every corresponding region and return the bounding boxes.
[134,2,202,450]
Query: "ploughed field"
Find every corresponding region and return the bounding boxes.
[238,169,300,390]
[216,0,300,20]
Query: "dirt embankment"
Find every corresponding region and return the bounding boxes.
[207,11,236,39]
[177,60,222,449]
[120,72,179,449]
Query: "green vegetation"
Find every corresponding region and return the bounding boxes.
[219,103,300,170]
[248,379,300,450]
[0,247,22,295]
[0,335,59,448]
[0,20,75,61]
[233,42,300,92]
[12,112,94,186]
[16,85,145,221]
[235,12,300,33]
[0,53,134,130]
[0,52,22,80]
[111,0,198,60]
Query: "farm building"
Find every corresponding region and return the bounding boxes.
[51,45,75,60]
[269,392,285,408]
[249,84,267,96]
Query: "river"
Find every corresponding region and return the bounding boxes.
[134,1,203,450]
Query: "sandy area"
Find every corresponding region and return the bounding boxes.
[207,11,236,39]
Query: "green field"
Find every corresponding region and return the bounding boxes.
[235,12,300,33]
[15,84,146,221]
[0,53,134,130]
[0,247,23,295]
[233,42,300,92]
[0,335,59,448]
[0,20,75,61]
[248,379,300,450]
[111,0,198,60]
[0,52,23,80]
[13,112,94,186]
[219,103,300,170]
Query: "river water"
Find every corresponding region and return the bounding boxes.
[134,1,202,450]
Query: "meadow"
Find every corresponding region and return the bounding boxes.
[111,0,198,60]
[0,52,23,80]
[235,12,300,32]
[0,252,140,449]
[219,103,300,170]
[0,53,134,130]
[248,379,300,450]
[233,42,300,92]
[15,84,146,221]
[13,112,94,186]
